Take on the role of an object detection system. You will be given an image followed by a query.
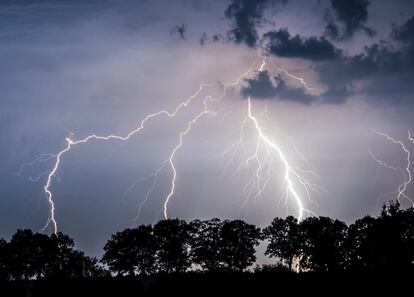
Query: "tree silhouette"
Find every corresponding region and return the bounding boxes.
[103,229,137,276]
[130,225,158,275]
[62,250,106,278]
[372,202,414,268]
[153,219,191,273]
[189,218,224,271]
[1,203,414,283]
[44,232,101,278]
[44,232,75,278]
[0,237,8,280]
[3,230,98,280]
[344,215,376,270]
[102,225,157,276]
[263,216,301,271]
[6,229,50,280]
[299,216,347,272]
[219,220,261,272]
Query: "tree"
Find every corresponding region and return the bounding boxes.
[130,225,158,275]
[344,215,377,270]
[371,202,414,269]
[219,220,261,272]
[102,226,157,276]
[62,250,107,278]
[33,231,103,279]
[102,229,137,276]
[263,216,301,270]
[0,238,8,280]
[300,217,348,272]
[189,218,224,271]
[6,229,50,280]
[44,232,77,278]
[344,202,414,271]
[153,219,191,273]
[399,206,414,267]
[4,230,100,280]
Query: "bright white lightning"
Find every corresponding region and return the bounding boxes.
[16,153,56,177]
[41,92,209,233]
[23,52,320,234]
[160,56,268,219]
[36,56,262,234]
[130,161,167,228]
[245,97,315,221]
[126,58,264,224]
[213,58,320,219]
[371,130,413,206]
[209,58,320,219]
[267,59,314,91]
[163,97,215,219]
[368,149,405,173]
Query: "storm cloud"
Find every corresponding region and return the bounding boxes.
[221,0,414,104]
[242,71,317,104]
[263,28,342,61]
[252,15,414,104]
[324,0,375,40]
[225,0,288,47]
[317,15,414,104]
[171,24,187,40]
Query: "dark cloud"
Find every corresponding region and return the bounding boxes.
[242,71,317,104]
[221,1,414,104]
[271,75,317,104]
[171,24,187,39]
[315,21,414,104]
[224,0,288,47]
[212,34,223,42]
[324,0,375,40]
[199,33,224,46]
[393,16,414,45]
[263,28,342,61]
[256,16,414,105]
[242,71,278,98]
[200,33,208,46]
[314,42,405,103]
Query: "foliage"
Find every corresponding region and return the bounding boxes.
[1,202,414,279]
[102,225,157,276]
[263,216,301,270]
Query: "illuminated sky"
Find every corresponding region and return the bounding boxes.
[1,0,414,257]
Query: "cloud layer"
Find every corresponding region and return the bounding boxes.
[324,0,375,40]
[221,0,414,105]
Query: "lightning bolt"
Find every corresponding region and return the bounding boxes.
[34,56,261,234]
[245,97,316,220]
[371,129,413,206]
[130,161,168,228]
[16,153,56,177]
[163,97,216,219]
[22,51,320,234]
[41,99,205,233]
[267,59,314,91]
[210,59,320,220]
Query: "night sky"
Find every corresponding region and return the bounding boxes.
[1,0,414,258]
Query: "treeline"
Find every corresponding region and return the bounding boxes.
[1,201,414,280]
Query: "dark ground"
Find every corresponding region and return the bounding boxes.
[1,270,411,296]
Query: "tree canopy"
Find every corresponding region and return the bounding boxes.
[1,202,414,279]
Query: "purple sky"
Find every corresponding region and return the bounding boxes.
[0,0,414,259]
